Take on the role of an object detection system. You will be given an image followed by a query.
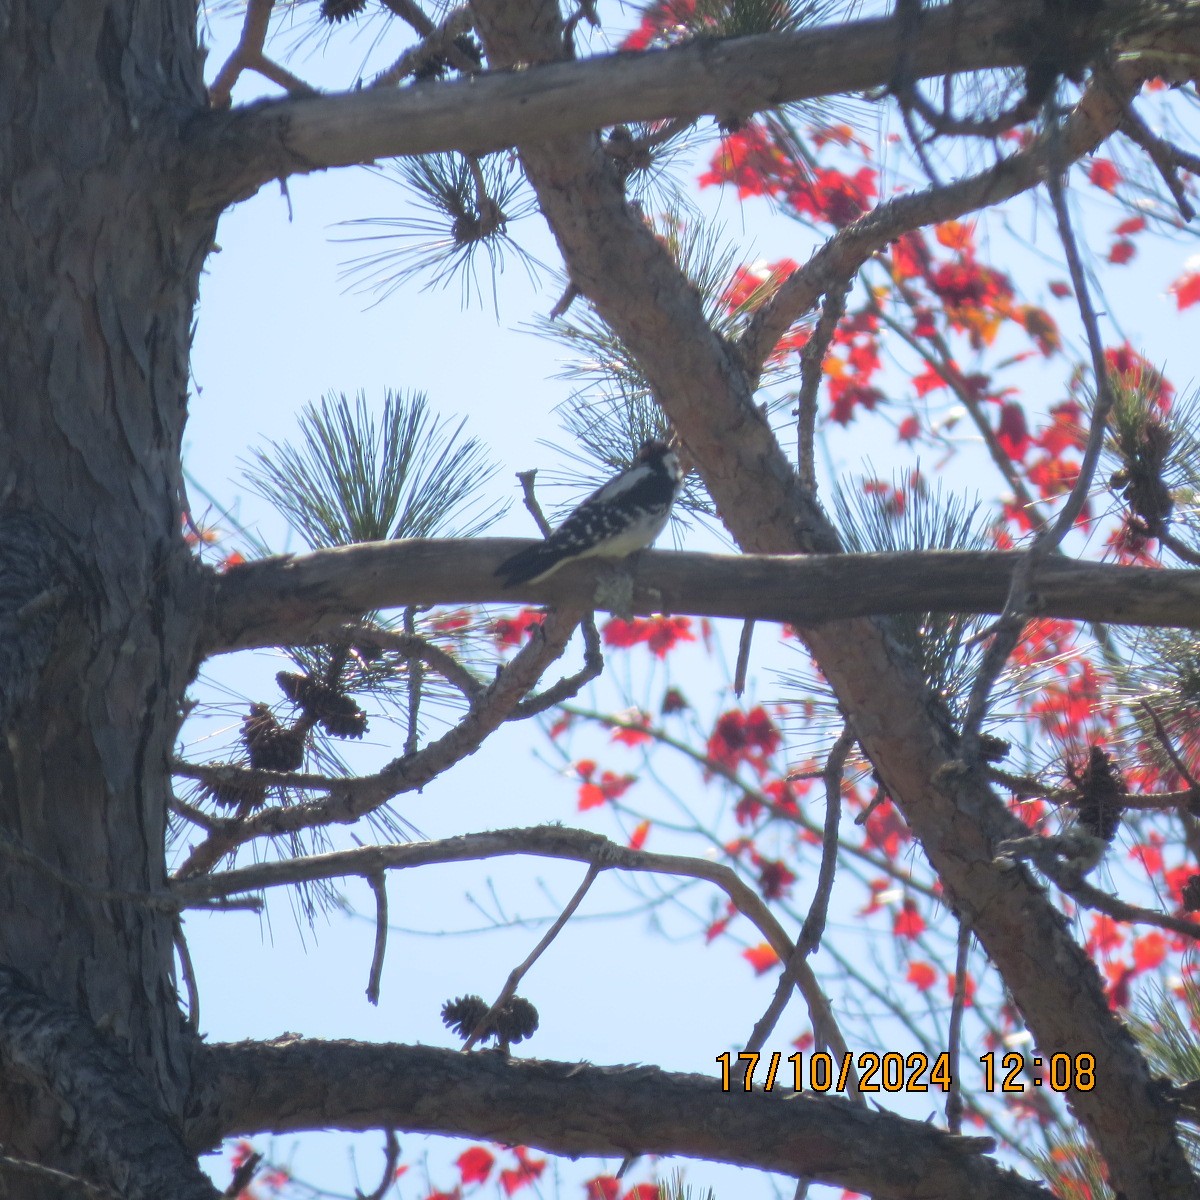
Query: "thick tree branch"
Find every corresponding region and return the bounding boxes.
[186,1038,1056,1200]
[188,0,1079,210]
[0,966,217,1200]
[205,540,1200,655]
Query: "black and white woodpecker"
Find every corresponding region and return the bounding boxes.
[495,438,685,587]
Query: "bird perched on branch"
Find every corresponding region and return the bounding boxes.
[495,438,684,587]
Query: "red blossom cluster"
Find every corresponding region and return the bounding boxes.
[705,706,782,774]
[574,758,637,811]
[492,608,542,648]
[602,615,696,657]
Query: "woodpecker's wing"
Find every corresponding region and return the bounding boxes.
[495,445,682,587]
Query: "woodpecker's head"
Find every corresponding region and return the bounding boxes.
[636,438,684,485]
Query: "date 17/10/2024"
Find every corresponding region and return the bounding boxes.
[716,1050,1097,1093]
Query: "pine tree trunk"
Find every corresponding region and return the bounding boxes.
[0,0,213,1180]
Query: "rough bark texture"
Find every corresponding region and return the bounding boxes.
[0,0,215,1184]
[188,1038,1053,1200]
[208,539,1200,652]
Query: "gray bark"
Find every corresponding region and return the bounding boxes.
[0,0,216,1187]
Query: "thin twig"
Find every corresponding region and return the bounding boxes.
[1119,102,1197,221]
[403,607,423,757]
[464,863,601,1051]
[355,1130,402,1200]
[945,920,971,1133]
[1160,529,1200,567]
[508,469,604,717]
[796,281,851,496]
[565,704,937,897]
[903,82,1038,140]
[371,6,475,89]
[169,795,222,832]
[207,0,317,106]
[174,919,201,1034]
[737,71,1136,374]
[366,874,389,1006]
[961,134,1121,753]
[738,728,859,1096]
[349,625,484,703]
[733,618,755,698]
[509,614,603,717]
[797,727,855,955]
[380,0,436,36]
[517,470,554,537]
[1141,700,1200,792]
[549,281,582,319]
[208,0,275,106]
[223,1150,263,1200]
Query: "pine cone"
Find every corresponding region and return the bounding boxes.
[242,703,305,772]
[1070,746,1124,845]
[495,996,539,1045]
[201,769,267,810]
[276,671,368,739]
[320,0,367,22]
[442,995,490,1041]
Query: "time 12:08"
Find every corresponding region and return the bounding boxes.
[981,1051,1096,1092]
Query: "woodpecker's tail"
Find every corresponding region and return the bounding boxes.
[495,543,563,588]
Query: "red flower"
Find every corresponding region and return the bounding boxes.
[1170,270,1200,310]
[431,610,471,634]
[493,609,542,648]
[787,166,877,228]
[996,402,1030,460]
[1131,931,1167,974]
[646,616,696,658]
[829,381,884,425]
[1087,158,1122,193]
[1108,239,1136,265]
[935,219,975,252]
[907,961,937,991]
[893,898,925,940]
[585,1179,621,1200]
[707,707,782,773]
[722,259,799,312]
[756,857,797,900]
[578,769,636,810]
[499,1147,545,1195]
[743,942,780,974]
[456,1148,494,1185]
[601,615,695,658]
[230,1141,257,1170]
[624,1186,660,1200]
[862,801,911,858]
